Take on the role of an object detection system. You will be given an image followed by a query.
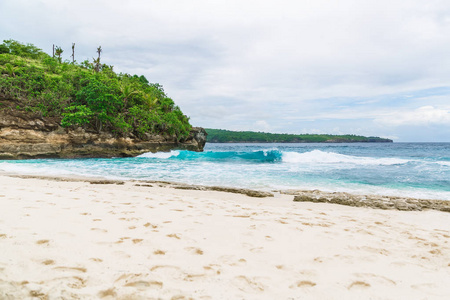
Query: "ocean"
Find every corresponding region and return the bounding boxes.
[1,142,449,200]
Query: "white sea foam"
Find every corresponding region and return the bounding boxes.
[281,150,408,165]
[137,150,180,159]
[0,162,75,176]
[1,145,448,200]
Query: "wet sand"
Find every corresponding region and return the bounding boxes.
[0,174,449,299]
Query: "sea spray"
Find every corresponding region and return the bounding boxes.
[281,150,409,165]
[137,150,180,159]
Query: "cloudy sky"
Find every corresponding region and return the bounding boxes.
[1,0,450,141]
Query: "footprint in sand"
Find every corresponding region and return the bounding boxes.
[232,214,251,218]
[353,273,396,286]
[185,247,204,255]
[203,264,222,275]
[53,266,87,273]
[219,256,247,267]
[42,259,55,265]
[232,275,265,293]
[149,265,182,278]
[46,275,87,289]
[36,239,50,245]
[348,281,371,290]
[249,247,264,253]
[115,273,162,289]
[167,233,181,239]
[184,273,207,281]
[29,290,46,298]
[98,288,117,298]
[143,222,158,229]
[124,280,163,289]
[89,258,103,262]
[313,257,324,263]
[172,295,198,300]
[290,280,317,288]
[118,237,131,242]
[90,228,108,233]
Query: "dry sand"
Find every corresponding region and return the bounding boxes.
[0,174,449,299]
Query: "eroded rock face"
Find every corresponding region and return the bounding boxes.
[0,110,207,159]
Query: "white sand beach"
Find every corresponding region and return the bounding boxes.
[0,174,449,299]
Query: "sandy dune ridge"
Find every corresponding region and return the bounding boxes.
[0,174,449,299]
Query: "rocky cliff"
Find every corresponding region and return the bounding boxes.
[0,109,206,159]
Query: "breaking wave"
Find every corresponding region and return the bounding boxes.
[281,150,409,165]
[137,149,411,166]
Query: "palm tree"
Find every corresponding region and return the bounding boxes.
[94,46,102,72]
[120,84,139,108]
[142,93,158,109]
[55,46,63,63]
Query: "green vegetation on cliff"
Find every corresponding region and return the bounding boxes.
[0,40,191,140]
[206,129,393,143]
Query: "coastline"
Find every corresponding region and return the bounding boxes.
[4,171,450,212]
[1,173,449,299]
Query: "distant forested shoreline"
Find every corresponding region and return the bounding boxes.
[206,129,393,143]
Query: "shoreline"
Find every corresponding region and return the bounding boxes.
[0,174,449,299]
[3,171,450,212]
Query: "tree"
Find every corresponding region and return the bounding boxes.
[0,39,194,140]
[55,46,63,63]
[71,43,75,63]
[75,75,121,131]
[120,84,139,108]
[0,44,9,54]
[61,105,93,128]
[94,45,102,72]
[1,39,45,59]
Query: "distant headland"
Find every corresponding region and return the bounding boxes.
[206,129,393,143]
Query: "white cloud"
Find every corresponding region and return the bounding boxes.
[254,120,272,132]
[375,106,450,126]
[1,0,450,140]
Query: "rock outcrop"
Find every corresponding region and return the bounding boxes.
[289,190,450,212]
[172,184,274,198]
[0,109,207,159]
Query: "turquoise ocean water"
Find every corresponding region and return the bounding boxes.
[1,142,449,200]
